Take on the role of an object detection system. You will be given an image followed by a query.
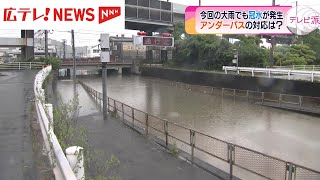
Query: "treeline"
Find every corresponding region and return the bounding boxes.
[171,23,320,70]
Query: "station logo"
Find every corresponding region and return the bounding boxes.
[0,0,125,31]
[286,5,320,35]
[99,7,121,24]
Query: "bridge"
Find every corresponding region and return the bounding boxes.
[59,58,136,79]
[61,58,133,67]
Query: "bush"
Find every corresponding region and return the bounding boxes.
[39,57,62,70]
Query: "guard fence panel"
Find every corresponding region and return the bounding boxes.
[79,81,320,180]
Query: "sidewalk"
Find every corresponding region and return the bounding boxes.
[0,70,37,180]
[77,112,221,180]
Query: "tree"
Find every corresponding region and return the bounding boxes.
[274,45,290,66]
[296,29,320,62]
[173,22,190,42]
[276,44,316,66]
[234,36,268,67]
[39,57,62,70]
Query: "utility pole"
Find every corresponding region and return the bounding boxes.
[269,0,276,68]
[295,1,298,37]
[45,30,48,58]
[100,34,110,120]
[199,0,201,6]
[71,30,76,81]
[62,39,66,61]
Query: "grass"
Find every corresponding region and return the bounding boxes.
[168,141,179,156]
[30,102,55,180]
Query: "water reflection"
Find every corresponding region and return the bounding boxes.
[56,74,320,171]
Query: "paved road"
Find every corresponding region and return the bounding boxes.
[77,113,220,180]
[0,70,37,180]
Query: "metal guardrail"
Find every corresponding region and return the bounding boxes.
[61,59,133,66]
[223,66,320,82]
[0,62,45,70]
[79,81,320,180]
[151,81,320,114]
[274,65,320,71]
[34,66,77,180]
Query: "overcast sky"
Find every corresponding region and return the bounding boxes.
[0,0,319,47]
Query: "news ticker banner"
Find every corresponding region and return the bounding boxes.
[185,6,320,35]
[0,0,125,31]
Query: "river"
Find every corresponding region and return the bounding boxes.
[56,73,320,174]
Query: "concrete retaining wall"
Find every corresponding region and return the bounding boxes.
[141,67,320,97]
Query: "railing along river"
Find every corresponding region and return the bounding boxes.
[79,81,320,180]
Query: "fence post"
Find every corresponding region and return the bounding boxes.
[293,65,295,70]
[65,146,85,180]
[228,144,235,180]
[19,62,21,70]
[287,163,295,180]
[107,97,110,112]
[145,114,149,136]
[279,94,282,107]
[132,108,135,127]
[246,90,249,101]
[225,67,227,74]
[288,71,291,80]
[122,103,124,122]
[251,69,254,77]
[299,96,302,110]
[30,62,32,69]
[261,92,265,105]
[44,104,54,131]
[190,130,195,162]
[311,72,314,82]
[164,121,169,147]
[268,70,271,78]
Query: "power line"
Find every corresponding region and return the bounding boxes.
[281,0,290,5]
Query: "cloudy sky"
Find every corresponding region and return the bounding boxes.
[0,0,319,47]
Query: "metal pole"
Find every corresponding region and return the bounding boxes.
[102,62,107,119]
[295,1,298,36]
[71,30,76,81]
[269,0,276,67]
[100,33,110,120]
[45,30,48,58]
[236,51,239,69]
[63,39,66,61]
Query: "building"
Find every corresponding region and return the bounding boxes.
[33,38,57,59]
[85,45,101,58]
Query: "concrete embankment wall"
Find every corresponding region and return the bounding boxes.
[141,67,320,97]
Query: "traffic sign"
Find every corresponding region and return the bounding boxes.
[142,36,174,47]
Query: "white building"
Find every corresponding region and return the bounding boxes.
[85,45,100,58]
[33,39,57,58]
